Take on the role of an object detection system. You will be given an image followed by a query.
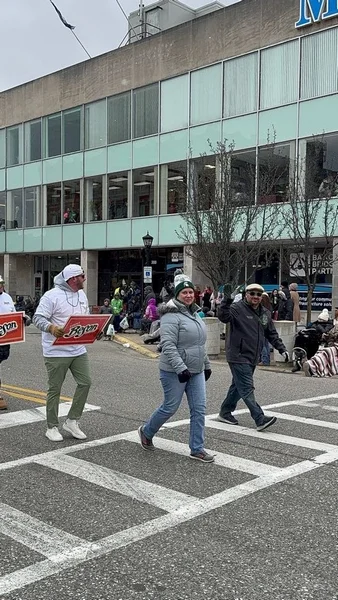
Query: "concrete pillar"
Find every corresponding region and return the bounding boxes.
[331,238,338,311]
[16,255,34,297]
[4,254,17,298]
[183,246,211,289]
[81,250,98,307]
[273,320,296,363]
[205,317,220,358]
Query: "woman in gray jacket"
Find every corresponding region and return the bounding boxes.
[138,273,214,463]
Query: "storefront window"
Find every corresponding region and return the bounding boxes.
[260,41,299,109]
[231,151,256,206]
[160,161,187,214]
[24,187,41,228]
[190,64,222,125]
[258,144,292,204]
[133,167,157,216]
[301,28,338,100]
[133,84,159,138]
[85,100,106,149]
[305,135,338,200]
[46,183,62,225]
[63,108,82,154]
[224,53,258,118]
[85,176,103,222]
[7,125,22,166]
[0,191,6,229]
[24,119,42,162]
[63,180,80,223]
[108,172,128,219]
[45,113,61,158]
[108,92,131,144]
[7,189,23,229]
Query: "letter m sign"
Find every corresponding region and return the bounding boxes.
[296,0,338,28]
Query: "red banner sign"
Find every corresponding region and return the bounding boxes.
[0,312,25,345]
[52,314,111,346]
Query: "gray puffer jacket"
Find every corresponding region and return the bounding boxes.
[159,299,211,374]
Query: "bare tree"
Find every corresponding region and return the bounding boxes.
[177,141,284,295]
[283,138,338,324]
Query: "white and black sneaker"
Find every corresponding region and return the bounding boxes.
[216,413,239,425]
[257,416,277,432]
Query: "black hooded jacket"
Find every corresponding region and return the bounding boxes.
[218,298,287,365]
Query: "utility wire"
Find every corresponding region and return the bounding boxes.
[115,0,140,46]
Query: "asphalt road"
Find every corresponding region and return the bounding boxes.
[1,329,338,600]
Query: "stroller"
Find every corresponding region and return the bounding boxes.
[292,327,323,372]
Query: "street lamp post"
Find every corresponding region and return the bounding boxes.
[142,231,154,304]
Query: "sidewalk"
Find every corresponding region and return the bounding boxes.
[113,330,298,373]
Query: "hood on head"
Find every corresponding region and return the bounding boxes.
[148,297,156,305]
[144,286,153,294]
[54,271,74,292]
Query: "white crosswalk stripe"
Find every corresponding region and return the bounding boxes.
[0,402,100,429]
[1,392,338,596]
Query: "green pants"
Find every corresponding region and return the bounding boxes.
[44,353,92,428]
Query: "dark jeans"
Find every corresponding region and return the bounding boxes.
[220,362,264,425]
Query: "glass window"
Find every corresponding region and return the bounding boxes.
[63,180,80,223]
[24,187,41,227]
[108,92,131,144]
[0,191,6,229]
[224,53,258,118]
[7,189,23,229]
[84,176,103,222]
[0,129,5,168]
[160,161,187,213]
[190,155,217,210]
[301,29,338,99]
[305,135,338,199]
[258,144,292,204]
[7,125,22,166]
[260,41,299,109]
[133,167,157,216]
[108,172,128,219]
[190,64,222,126]
[161,75,189,132]
[85,100,106,149]
[24,119,42,162]
[63,108,82,154]
[231,150,256,206]
[46,183,62,225]
[133,84,159,138]
[45,113,61,158]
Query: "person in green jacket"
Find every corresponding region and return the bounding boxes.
[111,292,123,332]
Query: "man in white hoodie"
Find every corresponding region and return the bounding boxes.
[0,275,16,410]
[33,264,91,442]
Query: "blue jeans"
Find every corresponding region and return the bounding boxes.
[143,370,206,454]
[219,363,264,425]
[260,338,271,365]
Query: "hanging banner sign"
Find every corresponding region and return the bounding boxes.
[296,0,338,28]
[0,312,25,345]
[53,314,111,346]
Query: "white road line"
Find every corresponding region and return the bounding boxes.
[0,456,324,596]
[125,431,282,476]
[0,502,87,558]
[35,454,197,513]
[205,419,338,452]
[301,402,338,412]
[0,403,100,430]
[265,410,338,430]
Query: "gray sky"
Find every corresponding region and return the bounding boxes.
[0,0,238,92]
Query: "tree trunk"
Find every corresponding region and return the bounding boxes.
[306,287,313,325]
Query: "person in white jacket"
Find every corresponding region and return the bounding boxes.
[33,264,91,442]
[0,276,16,410]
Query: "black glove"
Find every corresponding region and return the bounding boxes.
[178,369,191,383]
[281,351,289,363]
[204,369,212,381]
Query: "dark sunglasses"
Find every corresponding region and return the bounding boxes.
[248,291,262,297]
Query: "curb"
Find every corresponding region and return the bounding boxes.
[113,334,159,359]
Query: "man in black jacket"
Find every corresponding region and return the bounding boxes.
[217,283,289,431]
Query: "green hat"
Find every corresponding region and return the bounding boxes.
[174,273,194,297]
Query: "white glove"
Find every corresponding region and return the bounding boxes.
[282,351,289,362]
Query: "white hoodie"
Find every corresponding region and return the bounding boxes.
[0,291,15,314]
[33,271,89,358]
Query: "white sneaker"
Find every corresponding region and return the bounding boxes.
[45,427,63,442]
[63,419,87,440]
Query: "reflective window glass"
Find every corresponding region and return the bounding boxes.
[108,92,131,144]
[133,84,159,138]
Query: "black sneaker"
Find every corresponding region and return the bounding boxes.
[256,416,277,432]
[138,426,155,450]
[190,451,215,463]
[216,413,239,425]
